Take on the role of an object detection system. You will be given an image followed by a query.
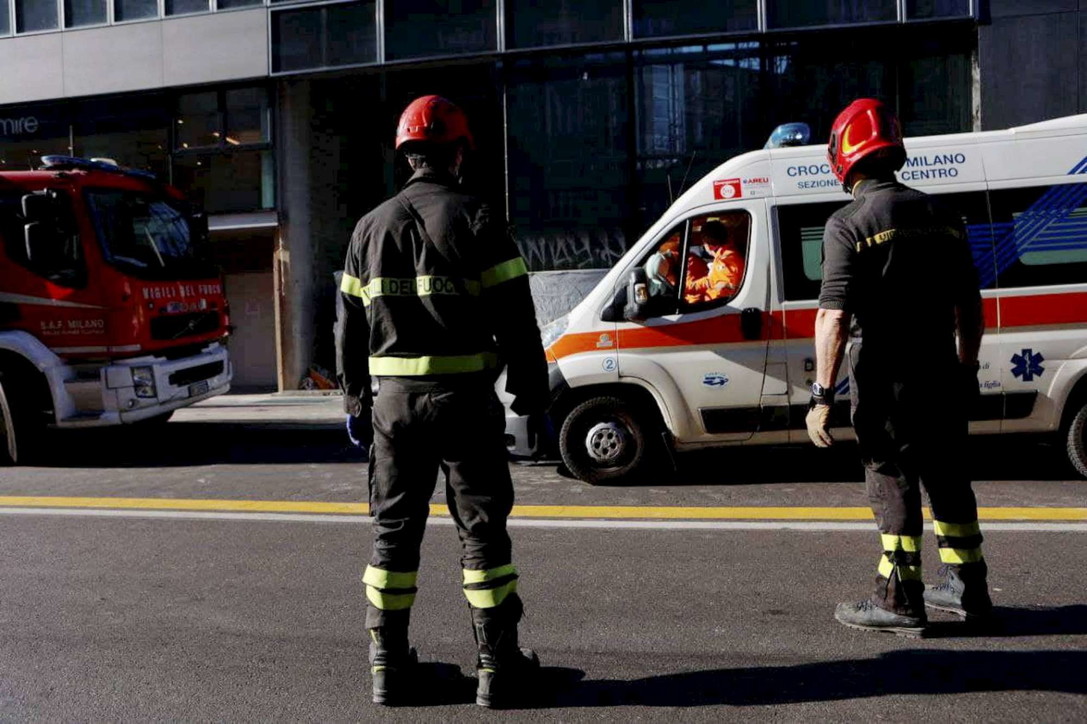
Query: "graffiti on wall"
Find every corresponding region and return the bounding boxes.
[514,227,628,271]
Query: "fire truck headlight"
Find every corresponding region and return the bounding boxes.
[132,367,157,399]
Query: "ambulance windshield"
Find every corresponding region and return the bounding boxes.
[86,189,212,279]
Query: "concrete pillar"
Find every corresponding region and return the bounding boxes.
[275,79,316,391]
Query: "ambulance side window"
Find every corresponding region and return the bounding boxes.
[777,201,848,302]
[988,182,1087,289]
[679,211,751,311]
[778,192,993,301]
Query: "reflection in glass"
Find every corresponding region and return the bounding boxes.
[216,0,263,7]
[907,0,970,18]
[73,97,170,177]
[272,2,376,72]
[15,0,58,32]
[166,0,209,15]
[633,0,756,39]
[177,92,221,150]
[506,0,622,49]
[172,152,274,214]
[114,0,157,21]
[635,44,763,221]
[64,0,107,27]
[385,0,496,61]
[225,88,270,146]
[767,1,896,28]
[506,56,631,270]
[0,2,9,35]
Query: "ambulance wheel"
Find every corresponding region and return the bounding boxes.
[559,395,658,485]
[1066,400,1087,479]
[0,374,41,466]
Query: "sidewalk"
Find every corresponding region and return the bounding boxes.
[173,392,344,426]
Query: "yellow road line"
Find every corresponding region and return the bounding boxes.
[0,496,1084,521]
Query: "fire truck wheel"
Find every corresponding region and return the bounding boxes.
[0,376,40,466]
[1067,401,1087,479]
[559,395,659,485]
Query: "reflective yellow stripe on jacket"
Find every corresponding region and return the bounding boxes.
[481,258,528,288]
[369,352,497,376]
[340,273,481,307]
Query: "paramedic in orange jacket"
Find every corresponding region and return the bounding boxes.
[686,220,745,303]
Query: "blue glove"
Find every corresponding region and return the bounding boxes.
[346,413,373,449]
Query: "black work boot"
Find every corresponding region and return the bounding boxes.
[368,610,418,706]
[471,594,540,709]
[835,599,927,637]
[925,563,994,622]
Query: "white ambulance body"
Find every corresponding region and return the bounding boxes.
[504,114,1087,484]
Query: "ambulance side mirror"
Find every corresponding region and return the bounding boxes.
[623,267,651,322]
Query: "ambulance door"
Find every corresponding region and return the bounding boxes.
[616,205,770,443]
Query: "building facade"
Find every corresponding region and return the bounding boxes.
[1,1,1084,390]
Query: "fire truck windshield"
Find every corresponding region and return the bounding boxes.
[86,189,212,280]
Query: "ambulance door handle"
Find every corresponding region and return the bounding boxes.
[740,307,762,340]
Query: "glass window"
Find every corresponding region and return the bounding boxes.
[0,111,72,170]
[176,92,221,150]
[506,0,622,49]
[989,183,1087,290]
[385,0,496,61]
[16,0,58,32]
[271,2,376,72]
[635,44,764,224]
[224,88,270,146]
[216,0,262,8]
[0,190,85,288]
[64,0,106,27]
[86,189,206,278]
[907,0,971,18]
[172,151,275,214]
[506,55,631,271]
[72,96,170,178]
[681,212,750,308]
[633,0,756,39]
[1,2,10,35]
[114,0,157,22]
[767,1,896,29]
[898,51,972,136]
[166,0,209,15]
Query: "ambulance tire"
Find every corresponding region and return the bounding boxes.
[0,373,42,466]
[559,395,659,485]
[1067,401,1087,479]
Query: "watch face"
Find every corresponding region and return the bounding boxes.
[811,383,826,396]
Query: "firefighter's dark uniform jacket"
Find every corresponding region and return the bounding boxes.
[337,168,546,628]
[818,178,987,616]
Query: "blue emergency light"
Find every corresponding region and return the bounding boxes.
[39,155,158,182]
[764,123,812,149]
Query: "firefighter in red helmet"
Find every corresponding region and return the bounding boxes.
[807,98,993,635]
[336,95,548,706]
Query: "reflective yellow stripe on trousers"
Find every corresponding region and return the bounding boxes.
[363,565,418,611]
[462,564,518,608]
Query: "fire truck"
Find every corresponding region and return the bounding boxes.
[0,156,232,464]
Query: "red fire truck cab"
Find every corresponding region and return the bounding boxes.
[0,156,232,464]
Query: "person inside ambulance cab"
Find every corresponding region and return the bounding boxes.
[685,219,745,304]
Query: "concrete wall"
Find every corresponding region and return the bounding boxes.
[979,1,1087,129]
[0,9,268,106]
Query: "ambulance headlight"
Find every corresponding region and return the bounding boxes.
[132,366,157,398]
[540,314,570,351]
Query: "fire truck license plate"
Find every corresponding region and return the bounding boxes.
[188,380,210,397]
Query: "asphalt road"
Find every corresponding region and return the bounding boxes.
[0,396,1084,721]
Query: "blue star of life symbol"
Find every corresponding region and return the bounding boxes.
[1010,349,1045,382]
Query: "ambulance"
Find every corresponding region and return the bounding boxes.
[0,156,232,464]
[503,114,1087,484]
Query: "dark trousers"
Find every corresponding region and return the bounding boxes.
[364,377,515,628]
[849,344,985,616]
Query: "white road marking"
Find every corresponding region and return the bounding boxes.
[0,506,1084,532]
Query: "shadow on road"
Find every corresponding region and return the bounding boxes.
[44,422,361,468]
[529,610,1087,708]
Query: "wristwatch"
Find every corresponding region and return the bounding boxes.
[810,382,834,406]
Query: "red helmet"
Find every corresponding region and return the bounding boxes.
[395,95,475,151]
[827,98,906,187]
